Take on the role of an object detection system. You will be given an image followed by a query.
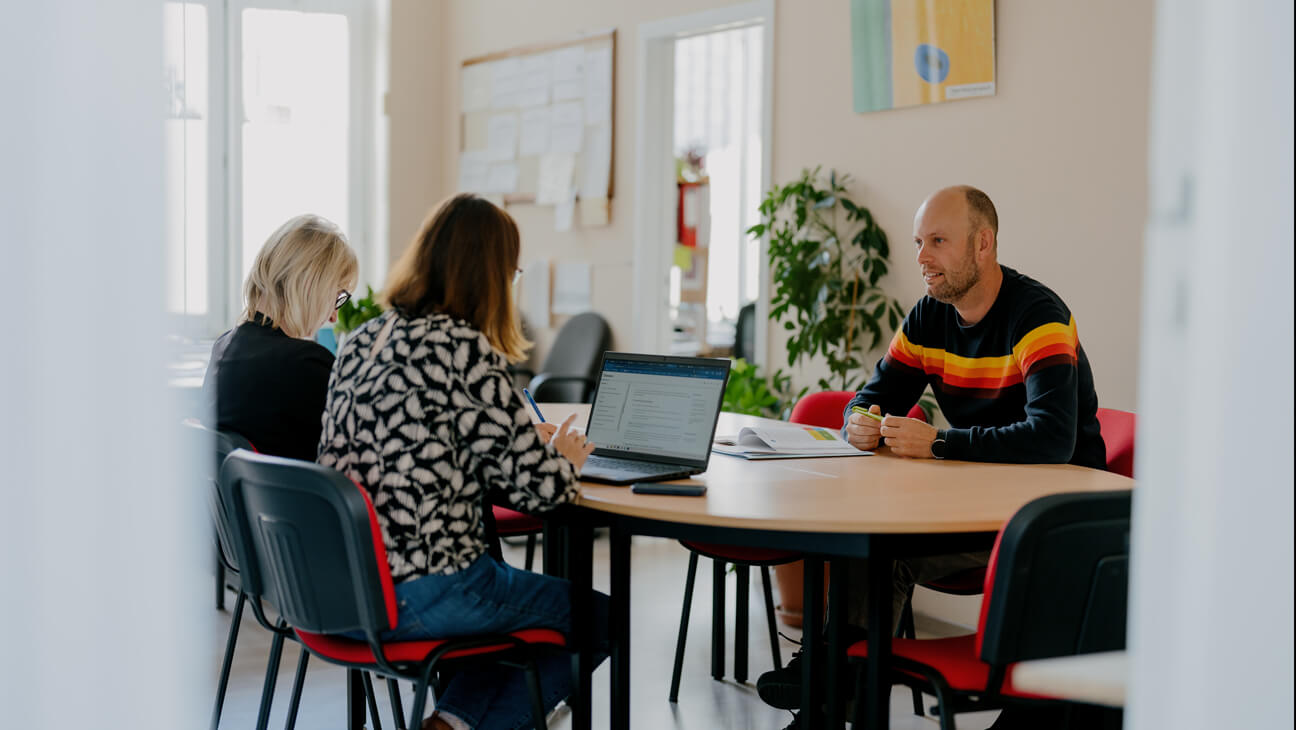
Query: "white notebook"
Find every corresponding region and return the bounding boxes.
[712,424,872,460]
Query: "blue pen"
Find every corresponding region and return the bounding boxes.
[521,388,546,423]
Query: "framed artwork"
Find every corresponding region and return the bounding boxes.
[851,0,995,113]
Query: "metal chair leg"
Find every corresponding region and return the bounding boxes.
[407,667,434,730]
[524,533,537,571]
[215,555,226,611]
[386,678,407,730]
[210,591,245,730]
[711,558,726,680]
[362,671,384,730]
[760,566,782,669]
[283,647,309,730]
[669,551,700,702]
[523,657,547,730]
[734,564,750,683]
[255,628,286,730]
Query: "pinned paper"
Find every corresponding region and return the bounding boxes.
[548,102,584,155]
[457,150,489,192]
[584,47,612,125]
[484,162,519,194]
[554,191,576,233]
[552,261,592,314]
[461,64,491,113]
[579,124,611,198]
[485,113,519,161]
[490,58,523,109]
[536,153,576,206]
[522,259,550,328]
[674,245,693,269]
[516,54,552,108]
[519,107,551,157]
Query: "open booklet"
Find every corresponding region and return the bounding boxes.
[712,424,872,460]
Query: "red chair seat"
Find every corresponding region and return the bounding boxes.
[493,505,544,535]
[296,627,566,665]
[682,541,799,564]
[847,634,1050,700]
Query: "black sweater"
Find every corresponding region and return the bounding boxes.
[846,266,1106,469]
[202,315,334,461]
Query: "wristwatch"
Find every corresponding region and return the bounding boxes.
[930,430,948,459]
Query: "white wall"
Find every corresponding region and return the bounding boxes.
[1127,0,1294,726]
[0,2,204,727]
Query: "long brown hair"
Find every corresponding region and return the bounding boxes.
[383,194,531,362]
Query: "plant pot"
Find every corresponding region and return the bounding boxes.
[772,560,831,629]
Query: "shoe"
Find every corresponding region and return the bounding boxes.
[756,647,805,710]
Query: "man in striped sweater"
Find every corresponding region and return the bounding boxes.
[760,186,1106,728]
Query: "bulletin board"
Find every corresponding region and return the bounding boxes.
[457,30,615,225]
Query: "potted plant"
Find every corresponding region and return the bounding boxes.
[334,285,385,343]
[744,167,922,627]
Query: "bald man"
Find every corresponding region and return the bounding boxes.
[758,186,1105,727]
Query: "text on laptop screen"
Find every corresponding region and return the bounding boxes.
[586,358,727,462]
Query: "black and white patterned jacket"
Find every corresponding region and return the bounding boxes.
[318,310,579,582]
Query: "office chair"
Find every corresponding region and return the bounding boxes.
[1095,407,1137,478]
[848,490,1132,730]
[511,311,612,403]
[219,451,565,730]
[733,301,756,362]
[493,505,544,571]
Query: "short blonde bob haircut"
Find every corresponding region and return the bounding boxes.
[242,214,358,339]
[383,194,531,363]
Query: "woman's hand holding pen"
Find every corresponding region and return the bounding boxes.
[548,413,595,469]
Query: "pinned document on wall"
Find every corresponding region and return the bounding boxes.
[522,259,551,329]
[552,261,592,314]
[536,153,576,206]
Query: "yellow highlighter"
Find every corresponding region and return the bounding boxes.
[851,405,883,422]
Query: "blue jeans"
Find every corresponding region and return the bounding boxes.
[383,555,610,730]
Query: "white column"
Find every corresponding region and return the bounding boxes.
[1129,1,1294,727]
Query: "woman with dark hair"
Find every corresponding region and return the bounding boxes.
[319,194,605,730]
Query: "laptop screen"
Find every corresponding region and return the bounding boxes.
[585,353,730,465]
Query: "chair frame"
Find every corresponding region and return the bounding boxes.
[219,450,563,730]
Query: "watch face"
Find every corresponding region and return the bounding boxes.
[931,438,947,459]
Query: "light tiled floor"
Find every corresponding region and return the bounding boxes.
[208,535,1000,729]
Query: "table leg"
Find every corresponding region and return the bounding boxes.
[346,668,366,730]
[801,556,825,730]
[565,520,594,730]
[863,541,892,730]
[543,520,566,579]
[825,557,849,729]
[610,525,631,730]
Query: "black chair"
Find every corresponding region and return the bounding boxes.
[732,301,756,362]
[219,450,565,730]
[511,311,611,402]
[847,490,1132,730]
[184,421,254,730]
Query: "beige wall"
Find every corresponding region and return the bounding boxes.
[389,0,1153,409]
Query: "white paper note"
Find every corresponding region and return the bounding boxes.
[549,102,584,155]
[457,149,489,192]
[484,162,519,194]
[519,107,551,157]
[551,46,585,82]
[522,259,551,329]
[461,64,491,113]
[536,153,576,206]
[490,58,523,109]
[579,124,611,198]
[516,54,552,109]
[584,47,612,125]
[485,113,519,161]
[552,261,592,314]
[554,190,576,233]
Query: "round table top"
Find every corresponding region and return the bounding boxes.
[540,403,1134,534]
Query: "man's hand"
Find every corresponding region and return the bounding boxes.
[844,404,883,450]
[879,415,939,458]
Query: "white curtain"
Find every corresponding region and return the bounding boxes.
[0,2,205,727]
[1130,0,1294,726]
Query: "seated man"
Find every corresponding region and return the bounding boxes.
[758,185,1106,728]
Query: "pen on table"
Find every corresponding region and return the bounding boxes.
[522,388,546,423]
[851,405,884,422]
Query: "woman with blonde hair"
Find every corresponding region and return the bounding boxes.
[319,194,605,730]
[202,213,358,460]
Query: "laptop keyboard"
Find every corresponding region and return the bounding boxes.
[583,455,685,475]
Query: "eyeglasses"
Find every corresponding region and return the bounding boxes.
[512,268,524,286]
[335,290,352,310]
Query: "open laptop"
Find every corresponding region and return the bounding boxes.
[578,352,731,485]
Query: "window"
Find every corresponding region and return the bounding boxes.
[164,0,384,338]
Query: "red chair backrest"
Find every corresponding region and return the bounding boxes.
[1095,407,1136,478]
[788,391,927,428]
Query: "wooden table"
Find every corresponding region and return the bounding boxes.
[1012,651,1128,707]
[542,405,1134,730]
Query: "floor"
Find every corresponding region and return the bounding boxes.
[209,535,1001,729]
